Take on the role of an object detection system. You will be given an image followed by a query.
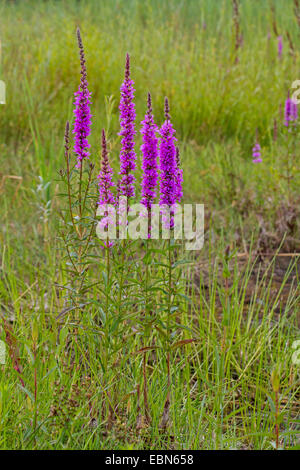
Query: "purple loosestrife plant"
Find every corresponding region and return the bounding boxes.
[284,93,292,126]
[73,28,92,169]
[159,98,177,227]
[252,141,262,163]
[139,94,159,423]
[158,98,181,429]
[284,92,298,127]
[119,53,136,199]
[140,93,159,212]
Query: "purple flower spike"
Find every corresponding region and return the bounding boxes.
[292,99,298,121]
[140,92,159,211]
[97,129,115,206]
[252,142,262,164]
[73,28,92,169]
[284,93,292,126]
[159,98,178,227]
[284,92,298,126]
[175,147,183,203]
[278,36,283,59]
[119,53,136,199]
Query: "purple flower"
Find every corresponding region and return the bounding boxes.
[119,53,136,199]
[159,98,178,227]
[278,36,283,59]
[97,129,115,206]
[292,100,298,121]
[252,142,262,163]
[284,94,292,126]
[284,92,298,126]
[175,147,183,203]
[73,28,92,169]
[140,93,159,211]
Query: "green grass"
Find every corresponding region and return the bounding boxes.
[0,0,299,450]
[1,0,300,151]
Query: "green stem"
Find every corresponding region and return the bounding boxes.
[143,238,151,423]
[105,240,110,363]
[78,163,83,223]
[33,340,37,436]
[65,146,77,234]
[164,238,172,424]
[117,241,126,320]
[167,238,172,347]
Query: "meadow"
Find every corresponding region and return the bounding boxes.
[0,0,299,450]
